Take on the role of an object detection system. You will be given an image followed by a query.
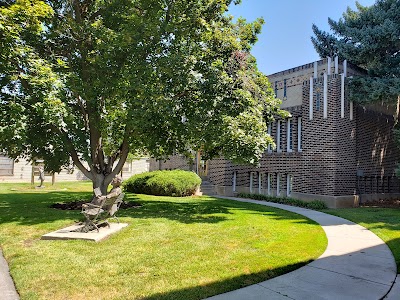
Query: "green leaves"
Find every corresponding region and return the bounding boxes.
[0,0,283,178]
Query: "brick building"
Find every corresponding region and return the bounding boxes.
[153,57,400,208]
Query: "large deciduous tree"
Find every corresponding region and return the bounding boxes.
[311,0,400,106]
[0,0,284,194]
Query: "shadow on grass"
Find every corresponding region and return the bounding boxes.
[0,191,316,227]
[0,191,91,225]
[140,238,398,300]
[142,261,312,300]
[118,194,316,225]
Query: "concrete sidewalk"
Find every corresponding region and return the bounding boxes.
[207,196,397,300]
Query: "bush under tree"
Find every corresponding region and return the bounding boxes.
[123,170,202,197]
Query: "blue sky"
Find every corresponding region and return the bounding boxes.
[227,0,376,75]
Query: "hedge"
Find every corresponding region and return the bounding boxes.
[237,193,327,210]
[123,170,202,197]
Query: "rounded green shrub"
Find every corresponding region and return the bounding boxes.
[123,170,202,197]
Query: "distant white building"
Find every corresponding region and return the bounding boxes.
[0,155,149,183]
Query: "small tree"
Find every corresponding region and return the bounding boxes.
[0,0,285,194]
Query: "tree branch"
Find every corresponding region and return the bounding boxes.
[58,127,93,180]
[71,0,82,23]
[105,138,129,183]
[70,144,93,180]
[76,96,89,130]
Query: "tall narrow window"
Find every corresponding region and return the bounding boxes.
[274,82,278,98]
[287,118,293,152]
[276,173,280,196]
[283,79,287,99]
[249,172,254,193]
[316,93,321,111]
[277,120,282,152]
[258,172,263,194]
[267,123,272,153]
[297,117,302,152]
[267,173,271,195]
[286,174,293,196]
[232,171,237,192]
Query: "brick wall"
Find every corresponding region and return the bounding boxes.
[207,74,357,198]
[207,106,303,196]
[356,106,400,193]
[149,59,400,204]
[300,74,357,196]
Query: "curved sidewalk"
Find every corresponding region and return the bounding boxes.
[207,196,397,300]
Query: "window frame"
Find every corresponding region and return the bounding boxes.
[287,118,293,152]
[316,92,321,111]
[286,174,293,197]
[277,120,282,153]
[276,173,280,196]
[297,117,302,152]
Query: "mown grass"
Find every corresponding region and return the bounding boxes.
[324,207,400,272]
[0,182,327,300]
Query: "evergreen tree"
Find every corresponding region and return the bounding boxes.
[311,0,400,105]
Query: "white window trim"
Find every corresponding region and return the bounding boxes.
[309,77,313,120]
[276,173,280,196]
[232,171,237,192]
[249,172,254,194]
[297,117,302,152]
[286,174,292,197]
[341,74,345,118]
[287,118,293,152]
[350,101,354,120]
[277,120,282,153]
[323,72,328,119]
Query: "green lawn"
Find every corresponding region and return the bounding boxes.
[0,182,327,300]
[324,207,400,272]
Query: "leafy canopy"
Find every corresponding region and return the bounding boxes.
[311,0,400,104]
[0,0,285,188]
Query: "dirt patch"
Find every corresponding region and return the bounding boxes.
[360,199,400,209]
[50,200,142,210]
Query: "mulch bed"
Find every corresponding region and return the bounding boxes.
[50,200,142,210]
[360,199,400,209]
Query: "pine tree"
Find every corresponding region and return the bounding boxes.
[312,0,400,105]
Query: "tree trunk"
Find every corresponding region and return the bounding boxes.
[68,134,130,196]
[92,173,110,195]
